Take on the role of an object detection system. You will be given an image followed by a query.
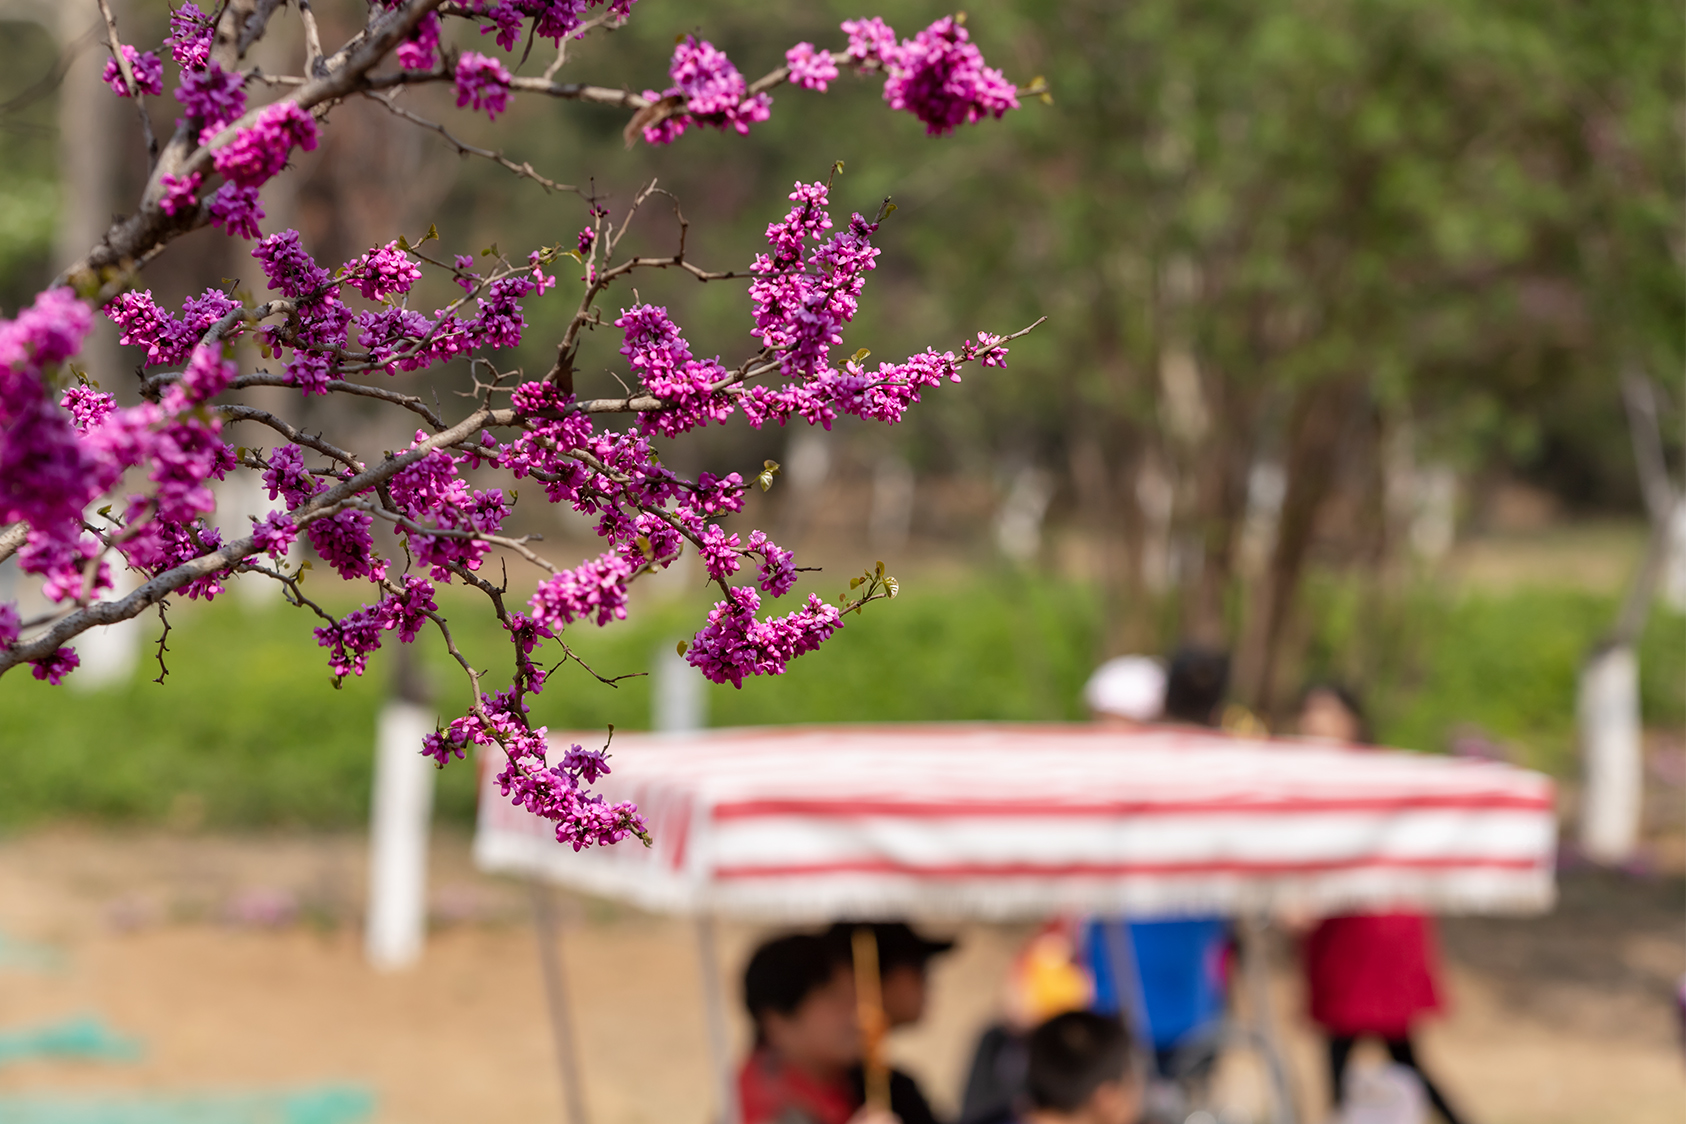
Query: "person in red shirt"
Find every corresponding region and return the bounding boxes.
[739,933,900,1124]
[1297,684,1472,1124]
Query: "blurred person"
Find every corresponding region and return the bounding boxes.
[823,921,956,1124]
[1021,1011,1142,1124]
[1160,647,1230,728]
[1082,656,1166,727]
[1295,684,1471,1124]
[1085,647,1233,1080]
[960,923,1096,1124]
[740,933,901,1124]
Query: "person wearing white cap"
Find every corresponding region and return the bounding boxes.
[1082,656,1167,726]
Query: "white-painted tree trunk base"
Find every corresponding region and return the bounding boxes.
[365,702,437,971]
[1578,645,1642,864]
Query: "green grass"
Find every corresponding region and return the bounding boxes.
[0,570,1679,829]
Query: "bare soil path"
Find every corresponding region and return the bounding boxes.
[0,829,1679,1124]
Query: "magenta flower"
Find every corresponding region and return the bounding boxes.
[250,511,297,558]
[343,241,422,302]
[396,12,441,70]
[30,647,80,685]
[102,45,163,98]
[529,551,636,630]
[842,17,900,65]
[881,16,1018,136]
[60,386,114,434]
[455,52,513,121]
[213,101,319,188]
[167,2,214,72]
[642,36,771,144]
[785,42,840,92]
[207,183,265,239]
[177,62,247,134]
[157,172,203,217]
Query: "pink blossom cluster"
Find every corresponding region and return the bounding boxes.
[396,12,442,70]
[641,36,771,144]
[0,286,242,650]
[420,687,645,851]
[881,16,1019,136]
[455,52,513,121]
[166,2,214,72]
[641,16,1019,145]
[103,45,164,98]
[616,303,731,437]
[785,42,840,92]
[389,432,513,580]
[746,182,881,390]
[529,551,635,630]
[315,576,437,679]
[474,0,639,51]
[213,101,319,188]
[178,63,247,138]
[342,242,423,302]
[684,588,843,688]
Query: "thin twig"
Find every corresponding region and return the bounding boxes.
[361,92,579,195]
[297,0,326,76]
[95,0,158,165]
[216,404,362,469]
[352,500,559,575]
[150,599,172,684]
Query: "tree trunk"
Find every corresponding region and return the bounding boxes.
[1577,367,1678,865]
[1235,379,1358,714]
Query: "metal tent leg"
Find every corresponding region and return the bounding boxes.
[1099,918,1157,1079]
[695,913,741,1124]
[531,881,590,1124]
[1239,914,1298,1124]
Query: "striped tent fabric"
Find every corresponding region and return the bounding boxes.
[474,724,1557,920]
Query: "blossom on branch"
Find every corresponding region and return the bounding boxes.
[177,63,247,136]
[785,42,839,92]
[455,53,513,121]
[213,102,319,189]
[0,2,1036,853]
[102,45,163,98]
[882,16,1019,136]
[396,12,442,70]
[166,2,214,72]
[642,36,771,145]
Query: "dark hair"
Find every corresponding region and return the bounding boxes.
[1026,1011,1132,1112]
[743,934,846,1034]
[1300,681,1372,744]
[1163,646,1230,727]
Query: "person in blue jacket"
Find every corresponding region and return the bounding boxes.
[1083,647,1234,1078]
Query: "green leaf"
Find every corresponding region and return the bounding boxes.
[852,348,871,363]
[676,640,688,656]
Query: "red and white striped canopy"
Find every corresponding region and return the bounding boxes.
[474,724,1557,920]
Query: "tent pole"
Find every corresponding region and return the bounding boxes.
[531,881,590,1124]
[695,913,741,1124]
[1099,919,1156,1078]
[1240,913,1298,1124]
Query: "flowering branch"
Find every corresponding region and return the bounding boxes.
[3,1,1042,851]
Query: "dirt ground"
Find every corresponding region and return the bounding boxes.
[0,828,1680,1124]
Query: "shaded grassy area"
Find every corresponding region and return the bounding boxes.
[0,569,1679,829]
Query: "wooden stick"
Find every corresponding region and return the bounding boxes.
[851,927,890,1112]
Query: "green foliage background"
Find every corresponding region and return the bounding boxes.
[0,573,1678,830]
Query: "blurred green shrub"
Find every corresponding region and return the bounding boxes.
[0,570,1678,828]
